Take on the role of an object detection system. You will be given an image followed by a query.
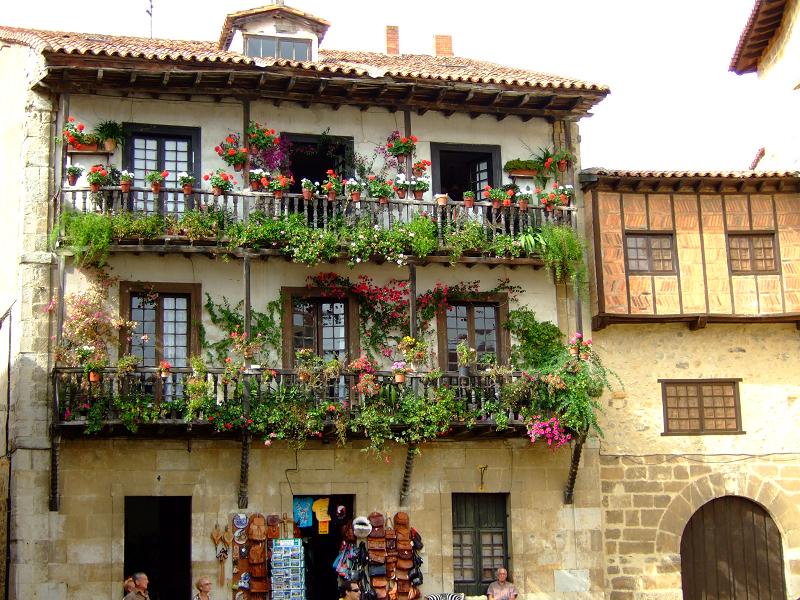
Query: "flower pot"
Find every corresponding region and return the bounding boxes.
[120,181,132,193]
[396,189,407,200]
[249,181,260,192]
[412,169,424,177]
[68,143,98,152]
[394,153,407,166]
[436,195,448,207]
[298,371,311,383]
[302,189,313,200]
[90,183,101,193]
[327,191,337,202]
[182,184,193,195]
[379,196,389,205]
[67,174,78,186]
[544,204,554,213]
[518,199,529,211]
[492,200,500,209]
[413,190,424,200]
[557,160,568,172]
[103,138,117,153]
[394,372,406,384]
[458,365,470,378]
[274,190,283,199]
[88,371,101,383]
[151,182,162,194]
[503,199,512,207]
[568,347,579,356]
[350,191,361,202]
[463,197,474,208]
[234,163,244,172]
[212,186,223,197]
[580,352,590,361]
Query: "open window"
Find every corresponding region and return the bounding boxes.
[282,132,354,193]
[430,143,502,200]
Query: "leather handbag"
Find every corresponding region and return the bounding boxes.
[266,514,281,539]
[250,563,267,578]
[250,580,270,593]
[396,578,411,592]
[342,520,356,543]
[398,548,413,560]
[249,514,267,541]
[368,512,385,528]
[369,549,386,564]
[395,569,409,581]
[369,563,387,577]
[249,543,267,564]
[376,588,387,599]
[397,558,413,570]
[371,576,388,588]
[369,526,386,538]
[367,538,386,550]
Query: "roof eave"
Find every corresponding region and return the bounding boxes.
[729,0,788,74]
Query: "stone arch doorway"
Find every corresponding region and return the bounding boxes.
[680,495,786,599]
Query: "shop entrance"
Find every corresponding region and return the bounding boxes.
[297,494,354,600]
[124,496,191,600]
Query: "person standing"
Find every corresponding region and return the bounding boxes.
[487,567,517,600]
[123,572,150,600]
[339,578,361,600]
[192,576,213,600]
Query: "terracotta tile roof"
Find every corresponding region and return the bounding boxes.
[218,4,330,50]
[0,25,608,93]
[730,0,788,74]
[581,168,799,179]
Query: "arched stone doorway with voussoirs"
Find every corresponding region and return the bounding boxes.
[680,496,786,600]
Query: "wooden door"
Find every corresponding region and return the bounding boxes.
[681,496,786,600]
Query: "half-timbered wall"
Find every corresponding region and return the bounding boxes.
[593,190,800,318]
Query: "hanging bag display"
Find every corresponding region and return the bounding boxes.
[249,514,267,542]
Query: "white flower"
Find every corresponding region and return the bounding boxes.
[356,258,362,263]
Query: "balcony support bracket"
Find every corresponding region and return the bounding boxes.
[238,432,251,509]
[398,443,417,506]
[563,431,586,505]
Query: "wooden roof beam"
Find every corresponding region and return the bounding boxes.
[515,93,531,108]
[317,80,327,94]
[96,68,104,82]
[195,72,203,86]
[490,91,504,105]
[285,76,296,92]
[227,72,236,86]
[495,113,508,122]
[404,85,416,102]
[162,71,170,86]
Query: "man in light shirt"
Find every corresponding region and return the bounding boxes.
[487,567,517,600]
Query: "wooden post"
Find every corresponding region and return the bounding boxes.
[403,110,412,174]
[563,431,586,504]
[242,99,251,184]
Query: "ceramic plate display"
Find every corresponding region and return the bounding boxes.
[233,513,248,529]
[234,528,248,545]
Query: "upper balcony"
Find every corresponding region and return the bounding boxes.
[54,185,577,268]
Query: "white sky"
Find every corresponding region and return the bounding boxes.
[2,0,775,171]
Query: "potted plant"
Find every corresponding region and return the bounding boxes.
[391,361,409,383]
[83,356,108,383]
[86,165,110,193]
[410,176,430,200]
[246,121,280,151]
[345,178,364,202]
[92,120,124,153]
[483,185,511,209]
[411,159,431,177]
[146,170,169,194]
[386,133,418,164]
[249,168,265,191]
[296,348,323,383]
[177,172,196,195]
[116,354,141,376]
[119,170,134,193]
[535,147,556,175]
[462,190,476,208]
[397,336,429,369]
[214,132,248,171]
[568,332,592,358]
[456,340,476,378]
[62,116,98,151]
[203,169,235,196]
[503,158,541,178]
[300,178,317,200]
[66,164,84,186]
[267,174,293,199]
[537,184,573,212]
[393,174,410,199]
[553,148,576,173]
[516,190,533,211]
[157,359,172,379]
[323,357,344,380]
[321,170,342,201]
[367,176,394,204]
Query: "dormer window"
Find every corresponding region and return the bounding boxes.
[245,35,310,60]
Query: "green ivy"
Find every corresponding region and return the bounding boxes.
[204,294,282,365]
[57,211,112,267]
[505,307,564,370]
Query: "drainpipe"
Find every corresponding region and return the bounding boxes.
[3,304,13,600]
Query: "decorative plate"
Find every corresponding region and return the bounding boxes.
[234,528,248,545]
[233,513,248,529]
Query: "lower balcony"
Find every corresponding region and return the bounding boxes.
[53,367,536,450]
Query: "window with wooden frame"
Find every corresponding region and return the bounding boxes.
[244,35,311,60]
[660,379,743,435]
[452,493,509,597]
[727,233,777,274]
[624,233,676,273]
[120,282,201,368]
[281,288,359,368]
[437,295,510,371]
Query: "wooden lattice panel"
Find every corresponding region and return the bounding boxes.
[648,194,673,231]
[654,276,680,314]
[731,275,758,315]
[701,196,732,313]
[628,275,654,314]
[724,195,750,231]
[776,195,800,312]
[598,192,628,313]
[750,195,775,230]
[757,274,783,314]
[623,194,647,230]
[674,196,707,313]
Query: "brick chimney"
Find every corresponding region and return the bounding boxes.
[434,34,453,57]
[386,25,400,55]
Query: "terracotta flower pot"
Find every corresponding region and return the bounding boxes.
[394,373,406,384]
[544,204,554,213]
[274,189,283,199]
[492,200,500,209]
[569,347,579,356]
[396,189,407,200]
[580,352,590,360]
[212,186,223,197]
[249,181,260,192]
[413,190,424,200]
[463,197,474,208]
[120,181,132,193]
[558,160,568,172]
[68,143,98,152]
[518,199,529,211]
[151,182,162,194]
[350,191,361,202]
[90,183,101,193]
[103,138,117,153]
[302,189,313,200]
[436,195,448,207]
[412,169,424,177]
[379,196,389,205]
[234,163,244,172]
[182,184,193,195]
[327,191,337,202]
[88,371,101,383]
[394,153,407,166]
[67,174,78,186]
